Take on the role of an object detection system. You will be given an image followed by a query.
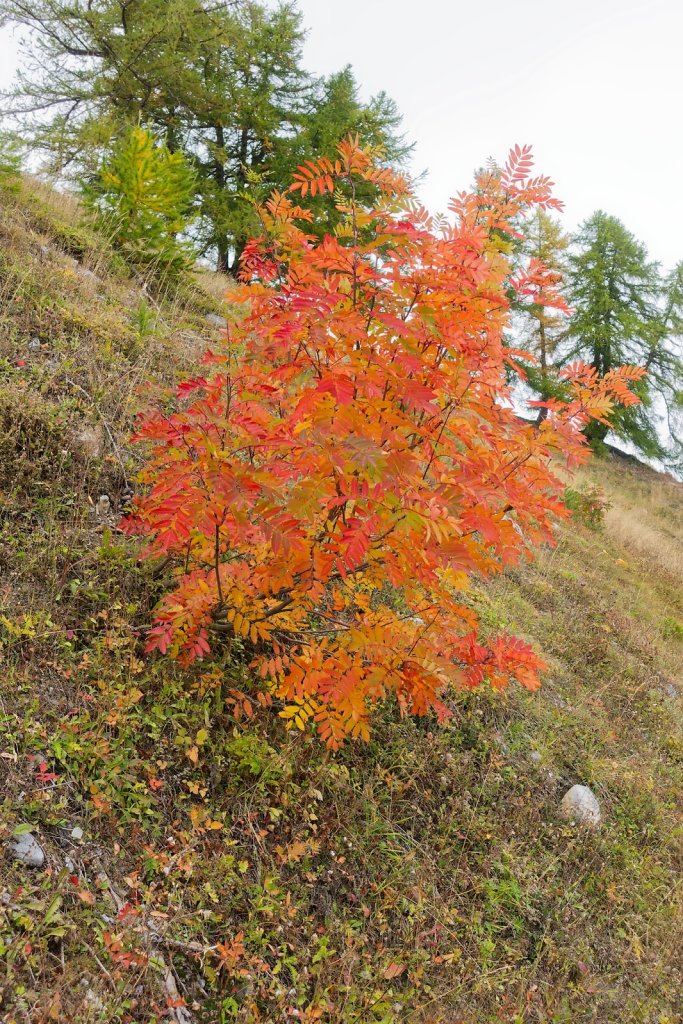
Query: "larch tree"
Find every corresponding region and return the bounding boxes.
[566,211,683,463]
[516,209,570,415]
[0,0,409,273]
[86,124,197,275]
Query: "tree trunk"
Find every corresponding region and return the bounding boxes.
[536,319,549,423]
[212,124,233,274]
[217,240,232,275]
[585,418,610,446]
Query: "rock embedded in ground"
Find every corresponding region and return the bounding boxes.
[9,831,45,868]
[76,265,102,285]
[559,784,602,827]
[95,494,111,519]
[205,312,227,329]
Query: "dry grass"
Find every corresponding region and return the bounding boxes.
[606,505,683,582]
[573,451,683,587]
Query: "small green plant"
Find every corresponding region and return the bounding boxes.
[661,616,683,642]
[564,484,610,530]
[0,131,22,195]
[133,299,158,340]
[88,124,196,276]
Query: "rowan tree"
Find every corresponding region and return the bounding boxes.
[124,139,643,748]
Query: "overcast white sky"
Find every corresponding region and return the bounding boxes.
[1,0,681,268]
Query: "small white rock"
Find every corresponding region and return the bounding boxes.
[71,826,84,842]
[83,990,105,1012]
[95,494,111,518]
[560,784,602,827]
[9,831,45,868]
[76,266,101,285]
[205,312,227,329]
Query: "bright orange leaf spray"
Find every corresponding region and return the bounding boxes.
[124,138,643,747]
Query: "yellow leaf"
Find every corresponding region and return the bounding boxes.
[279,705,301,720]
[190,805,205,830]
[47,993,62,1020]
[196,728,209,746]
[285,840,308,863]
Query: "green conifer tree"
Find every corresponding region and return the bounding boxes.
[0,130,22,195]
[91,124,196,275]
[516,209,570,413]
[0,0,410,274]
[566,212,681,461]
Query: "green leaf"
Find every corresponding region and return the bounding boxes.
[12,823,34,836]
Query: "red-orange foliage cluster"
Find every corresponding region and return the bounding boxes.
[124,138,643,747]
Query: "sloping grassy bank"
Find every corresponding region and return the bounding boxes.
[0,180,681,1024]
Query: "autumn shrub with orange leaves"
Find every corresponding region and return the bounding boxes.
[124,138,644,748]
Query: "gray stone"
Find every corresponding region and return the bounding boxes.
[76,266,102,285]
[95,494,111,518]
[9,831,45,868]
[559,784,601,827]
[205,312,227,329]
[83,990,105,1013]
[546,691,570,710]
[71,826,84,842]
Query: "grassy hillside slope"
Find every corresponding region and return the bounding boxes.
[1,179,681,1024]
